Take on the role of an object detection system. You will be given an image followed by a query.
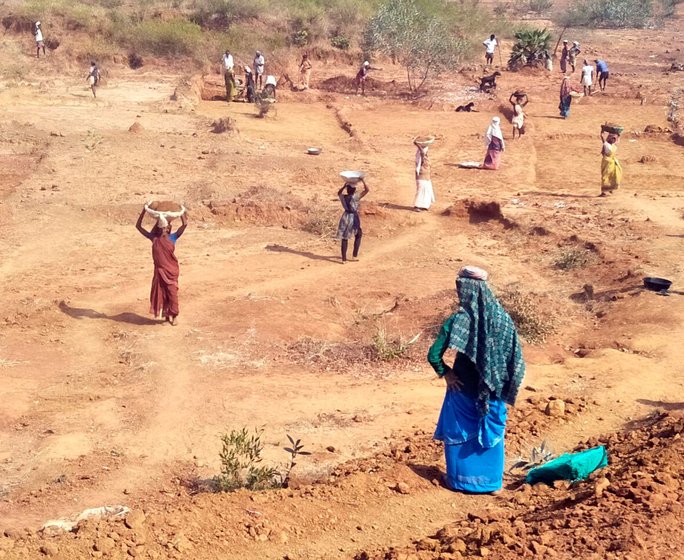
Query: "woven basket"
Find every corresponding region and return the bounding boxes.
[601,123,624,135]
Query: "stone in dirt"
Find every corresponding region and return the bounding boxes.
[124,510,146,531]
[128,122,144,133]
[545,399,566,417]
[395,482,411,494]
[39,543,58,556]
[595,476,611,498]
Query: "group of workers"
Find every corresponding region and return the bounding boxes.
[10,17,606,496]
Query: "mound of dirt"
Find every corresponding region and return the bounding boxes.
[206,186,312,228]
[443,198,515,227]
[128,122,144,134]
[639,154,657,163]
[319,75,397,95]
[355,411,684,560]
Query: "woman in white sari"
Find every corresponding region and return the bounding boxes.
[414,138,435,211]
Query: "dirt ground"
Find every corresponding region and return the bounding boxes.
[0,8,683,560]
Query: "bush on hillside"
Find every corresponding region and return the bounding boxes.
[364,0,468,93]
[508,27,551,70]
[556,0,681,28]
[118,19,203,56]
[529,0,554,15]
[190,0,264,29]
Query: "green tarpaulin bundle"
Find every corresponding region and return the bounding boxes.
[526,446,608,485]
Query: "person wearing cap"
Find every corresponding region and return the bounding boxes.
[568,41,581,73]
[34,21,46,58]
[354,61,371,96]
[560,40,569,73]
[243,65,255,103]
[299,53,312,90]
[428,266,525,493]
[253,50,265,90]
[595,59,609,92]
[414,138,435,211]
[222,50,235,102]
[482,34,498,66]
[336,178,369,263]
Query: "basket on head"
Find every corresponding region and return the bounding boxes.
[146,200,184,225]
[148,200,182,213]
[413,135,435,147]
[601,123,624,136]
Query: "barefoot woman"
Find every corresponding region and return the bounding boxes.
[136,205,187,325]
[428,266,525,493]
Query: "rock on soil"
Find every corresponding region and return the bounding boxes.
[211,117,238,134]
[128,122,144,134]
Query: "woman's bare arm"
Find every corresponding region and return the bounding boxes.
[136,207,153,240]
[358,179,370,199]
[175,211,188,239]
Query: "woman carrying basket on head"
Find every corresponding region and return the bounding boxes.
[600,127,623,196]
[336,178,369,263]
[414,137,435,212]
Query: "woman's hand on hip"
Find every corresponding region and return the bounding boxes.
[443,370,463,391]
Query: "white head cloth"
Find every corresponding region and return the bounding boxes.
[458,266,489,281]
[485,116,504,148]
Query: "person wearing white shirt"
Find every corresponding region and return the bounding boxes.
[253,50,265,90]
[222,50,235,102]
[34,21,46,58]
[580,59,594,96]
[483,34,497,66]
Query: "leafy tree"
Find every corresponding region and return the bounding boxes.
[363,0,468,93]
[556,0,681,29]
[508,27,551,70]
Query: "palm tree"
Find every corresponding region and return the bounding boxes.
[508,28,552,70]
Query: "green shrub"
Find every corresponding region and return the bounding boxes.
[290,28,309,46]
[213,428,279,492]
[554,248,590,270]
[497,289,556,344]
[508,27,551,70]
[330,35,350,50]
[364,0,469,92]
[529,0,554,14]
[556,0,679,28]
[191,0,265,29]
[118,19,203,56]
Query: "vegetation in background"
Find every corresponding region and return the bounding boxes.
[3,0,505,67]
[508,27,552,70]
[497,289,556,344]
[529,0,554,15]
[213,428,309,492]
[371,324,420,361]
[556,0,682,28]
[363,0,469,93]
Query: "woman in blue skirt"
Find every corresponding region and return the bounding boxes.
[427,266,525,493]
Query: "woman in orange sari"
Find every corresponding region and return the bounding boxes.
[136,206,187,325]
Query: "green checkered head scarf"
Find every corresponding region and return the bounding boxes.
[448,270,526,416]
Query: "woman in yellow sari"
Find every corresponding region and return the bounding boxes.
[600,132,622,196]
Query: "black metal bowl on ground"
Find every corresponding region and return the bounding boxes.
[643,277,672,291]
